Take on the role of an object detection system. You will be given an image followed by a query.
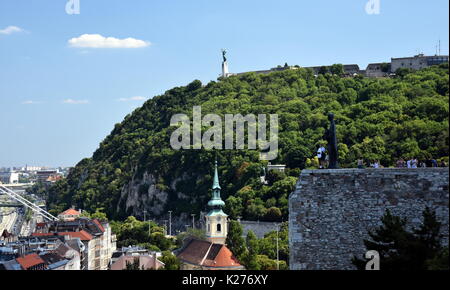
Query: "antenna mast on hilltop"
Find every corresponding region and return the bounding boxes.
[439,39,441,56]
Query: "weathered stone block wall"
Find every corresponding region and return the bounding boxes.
[289,168,449,270]
[239,220,279,239]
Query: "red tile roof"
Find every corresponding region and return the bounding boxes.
[203,245,242,268]
[59,208,81,216]
[31,233,55,237]
[93,219,105,232]
[58,230,93,241]
[16,253,46,270]
[177,239,243,268]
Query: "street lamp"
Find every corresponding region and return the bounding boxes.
[276,223,279,270]
[163,220,168,236]
[168,211,172,237]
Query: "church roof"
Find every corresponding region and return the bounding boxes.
[206,209,228,217]
[176,239,243,269]
[212,160,221,190]
[208,160,225,208]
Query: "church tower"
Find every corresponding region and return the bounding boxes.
[205,160,228,244]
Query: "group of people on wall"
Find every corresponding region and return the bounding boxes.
[316,144,447,169]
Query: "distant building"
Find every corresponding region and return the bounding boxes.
[0,171,19,184]
[267,163,286,173]
[223,53,448,80]
[391,54,449,72]
[36,170,60,183]
[58,208,82,221]
[22,166,43,173]
[32,213,116,270]
[110,252,164,270]
[365,63,390,78]
[305,64,361,76]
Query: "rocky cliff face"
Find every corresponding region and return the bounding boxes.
[118,171,168,217]
[117,171,204,231]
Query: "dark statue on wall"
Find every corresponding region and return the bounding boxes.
[324,113,339,169]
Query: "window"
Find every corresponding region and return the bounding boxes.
[217,224,222,232]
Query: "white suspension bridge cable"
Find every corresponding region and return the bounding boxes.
[0,185,59,221]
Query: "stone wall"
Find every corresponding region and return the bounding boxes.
[239,220,279,239]
[289,168,449,270]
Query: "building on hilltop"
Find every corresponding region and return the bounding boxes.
[391,54,449,72]
[220,53,448,80]
[175,160,244,270]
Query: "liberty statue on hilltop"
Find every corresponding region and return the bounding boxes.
[221,49,229,78]
[222,49,227,62]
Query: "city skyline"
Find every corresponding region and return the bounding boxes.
[1,0,449,167]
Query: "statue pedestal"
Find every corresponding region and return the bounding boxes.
[222,61,229,78]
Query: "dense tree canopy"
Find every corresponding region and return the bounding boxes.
[45,64,449,221]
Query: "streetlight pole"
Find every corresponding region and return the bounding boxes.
[168,211,172,237]
[143,210,147,222]
[276,223,279,270]
[191,214,195,229]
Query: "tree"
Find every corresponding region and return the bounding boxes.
[318,66,329,75]
[224,196,244,219]
[242,230,261,270]
[264,207,282,222]
[352,208,448,270]
[125,257,143,270]
[330,64,345,76]
[226,220,246,259]
[160,251,181,270]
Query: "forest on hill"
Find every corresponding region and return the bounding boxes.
[43,64,449,222]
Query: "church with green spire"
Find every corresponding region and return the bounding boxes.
[205,160,228,244]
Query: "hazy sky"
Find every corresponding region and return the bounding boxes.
[1,0,449,167]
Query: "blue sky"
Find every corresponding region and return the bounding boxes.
[0,0,449,167]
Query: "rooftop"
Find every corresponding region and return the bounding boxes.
[176,239,243,269]
[16,253,45,270]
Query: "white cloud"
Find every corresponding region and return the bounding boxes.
[63,99,89,104]
[0,26,24,35]
[118,96,148,102]
[68,34,151,48]
[21,100,40,105]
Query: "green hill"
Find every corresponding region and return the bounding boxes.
[46,64,449,221]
